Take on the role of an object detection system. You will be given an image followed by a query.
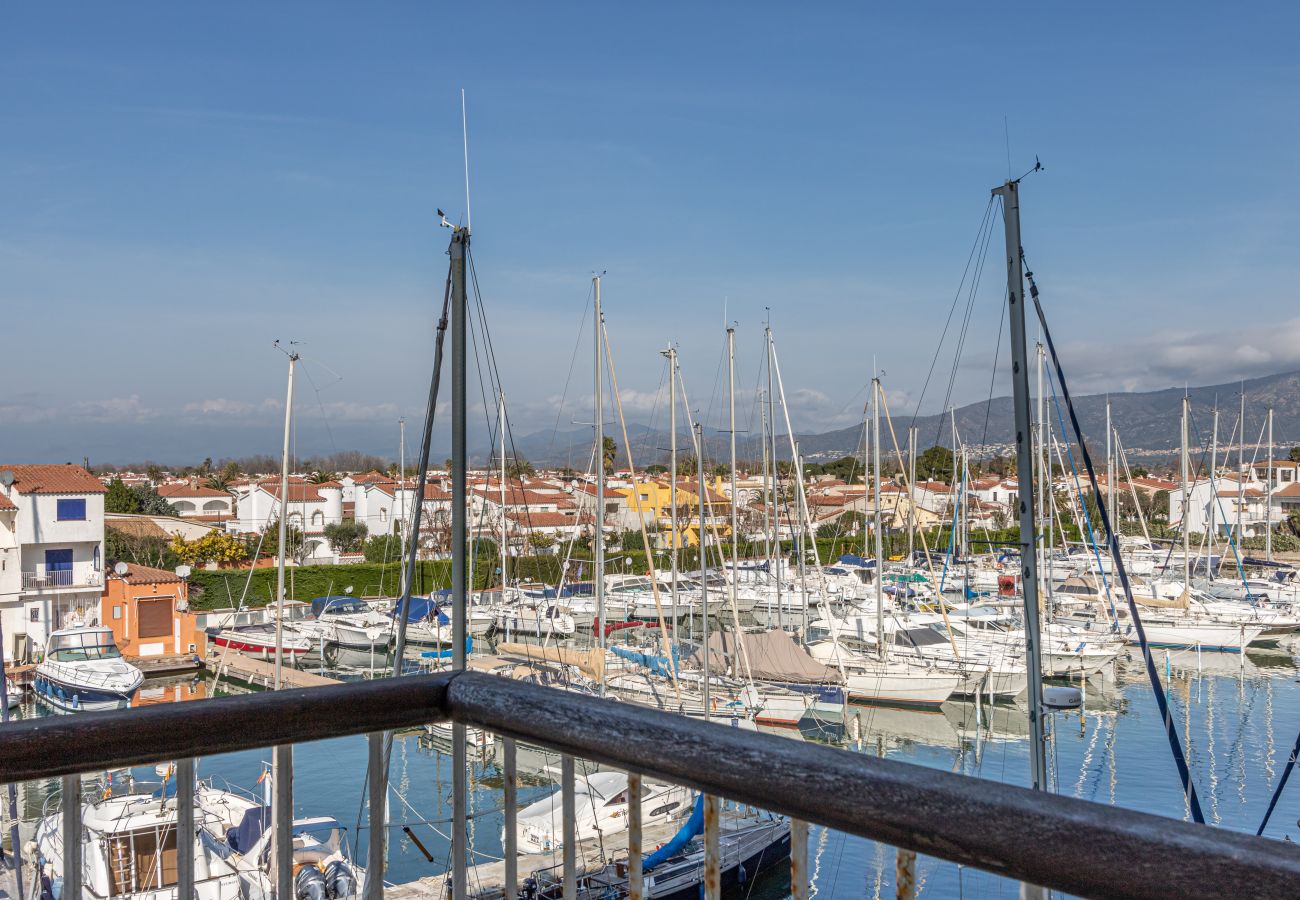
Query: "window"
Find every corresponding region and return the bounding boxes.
[112,605,122,620]
[56,498,86,521]
[30,608,39,623]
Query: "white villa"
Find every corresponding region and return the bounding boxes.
[0,464,107,661]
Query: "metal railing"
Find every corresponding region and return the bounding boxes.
[3,670,1299,899]
[21,569,102,590]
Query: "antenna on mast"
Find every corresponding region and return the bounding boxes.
[461,88,472,232]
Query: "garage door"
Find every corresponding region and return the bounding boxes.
[137,598,173,639]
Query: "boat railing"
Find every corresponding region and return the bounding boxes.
[4,670,1298,899]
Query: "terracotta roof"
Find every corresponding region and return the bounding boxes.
[0,493,15,510]
[506,511,589,527]
[349,470,392,484]
[106,518,171,540]
[0,464,106,494]
[158,483,231,499]
[368,481,452,501]
[259,482,328,502]
[110,563,183,585]
[474,488,566,506]
[1274,483,1300,498]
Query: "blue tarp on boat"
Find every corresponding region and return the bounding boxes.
[420,637,474,659]
[391,596,451,625]
[610,644,678,677]
[643,794,703,871]
[838,554,876,569]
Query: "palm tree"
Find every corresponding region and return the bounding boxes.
[307,470,339,484]
[205,474,232,491]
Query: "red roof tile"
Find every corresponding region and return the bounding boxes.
[159,483,231,498]
[110,563,184,585]
[0,464,107,494]
[0,493,16,510]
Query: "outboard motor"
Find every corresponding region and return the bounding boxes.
[295,865,328,900]
[324,859,356,898]
[520,876,538,899]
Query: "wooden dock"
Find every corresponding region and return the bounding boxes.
[207,649,340,690]
[386,816,685,899]
[131,653,204,676]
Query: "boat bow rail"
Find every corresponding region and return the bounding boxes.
[2,670,1298,899]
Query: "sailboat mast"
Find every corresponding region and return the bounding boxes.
[1267,407,1274,561]
[594,275,606,674]
[449,223,470,900]
[872,379,885,662]
[274,350,297,690]
[398,418,407,597]
[499,391,508,594]
[1237,386,1246,545]
[992,177,1047,794]
[727,327,740,636]
[795,442,808,640]
[270,345,297,900]
[1182,395,1191,588]
[696,422,710,721]
[761,390,772,595]
[1106,399,1114,533]
[666,346,679,640]
[766,321,782,626]
[1209,406,1219,553]
[907,426,917,563]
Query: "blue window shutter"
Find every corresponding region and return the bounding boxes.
[45,549,73,571]
[56,498,86,520]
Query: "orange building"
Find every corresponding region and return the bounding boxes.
[101,563,205,661]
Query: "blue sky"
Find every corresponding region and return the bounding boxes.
[3,3,1299,463]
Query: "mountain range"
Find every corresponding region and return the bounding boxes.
[505,370,1300,469]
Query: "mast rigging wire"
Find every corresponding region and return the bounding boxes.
[1024,251,1205,825]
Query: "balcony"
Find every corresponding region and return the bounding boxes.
[3,671,1296,900]
[21,567,102,591]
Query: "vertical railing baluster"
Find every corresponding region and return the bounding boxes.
[627,772,643,900]
[896,847,917,900]
[790,817,809,900]
[503,738,518,898]
[367,734,385,900]
[703,794,720,900]
[562,754,576,900]
[61,774,81,900]
[453,725,467,900]
[274,745,293,899]
[177,758,196,900]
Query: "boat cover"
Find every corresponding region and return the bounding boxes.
[643,794,703,871]
[229,805,270,853]
[690,629,839,684]
[494,641,604,682]
[610,644,677,677]
[391,596,450,624]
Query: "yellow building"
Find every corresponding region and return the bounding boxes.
[616,479,731,548]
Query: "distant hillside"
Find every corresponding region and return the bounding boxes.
[510,371,1300,469]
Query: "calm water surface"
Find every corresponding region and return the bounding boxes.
[10,640,1300,897]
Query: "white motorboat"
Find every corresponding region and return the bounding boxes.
[35,627,144,713]
[206,622,312,661]
[34,774,246,899]
[198,784,367,899]
[299,596,394,654]
[512,770,693,855]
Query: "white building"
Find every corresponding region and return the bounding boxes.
[353,476,453,538]
[228,478,343,561]
[1169,475,1270,538]
[0,465,107,660]
[157,482,235,522]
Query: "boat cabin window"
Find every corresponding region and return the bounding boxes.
[896,628,947,647]
[49,631,121,661]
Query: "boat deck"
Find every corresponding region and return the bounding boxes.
[387,815,687,899]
